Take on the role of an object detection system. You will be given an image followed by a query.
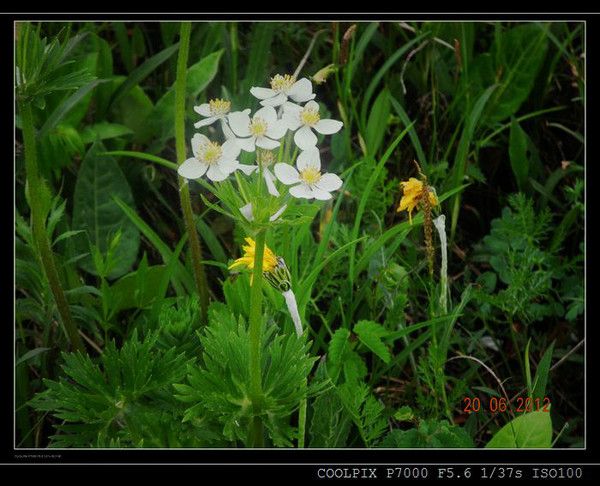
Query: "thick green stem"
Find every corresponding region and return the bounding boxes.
[175,22,209,323]
[20,102,84,353]
[248,228,266,447]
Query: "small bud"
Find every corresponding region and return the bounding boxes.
[312,64,337,85]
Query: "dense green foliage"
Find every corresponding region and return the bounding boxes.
[16,21,584,448]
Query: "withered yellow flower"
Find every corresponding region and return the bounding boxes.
[228,237,278,273]
[397,177,438,224]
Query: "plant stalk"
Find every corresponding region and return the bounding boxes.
[248,228,266,447]
[175,21,209,323]
[20,102,84,353]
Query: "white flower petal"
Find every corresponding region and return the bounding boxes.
[296,147,321,171]
[235,137,256,153]
[191,133,210,158]
[311,187,333,200]
[288,78,314,102]
[194,103,211,117]
[274,163,300,185]
[250,86,276,100]
[255,137,280,150]
[178,157,208,180]
[269,203,287,222]
[222,139,241,160]
[220,119,236,140]
[239,202,254,221]
[289,183,314,199]
[304,100,320,112]
[217,157,238,175]
[194,115,218,129]
[316,172,343,192]
[294,125,318,150]
[236,163,259,175]
[283,100,304,112]
[206,164,228,182]
[263,168,280,197]
[228,111,252,137]
[314,119,343,135]
[266,120,288,140]
[254,105,278,125]
[282,113,302,131]
[259,92,287,107]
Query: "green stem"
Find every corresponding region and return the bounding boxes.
[297,383,308,448]
[175,21,209,323]
[248,228,266,447]
[20,102,84,353]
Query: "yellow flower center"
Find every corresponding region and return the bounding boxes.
[300,107,320,127]
[198,141,222,165]
[209,98,231,116]
[270,74,296,92]
[299,166,322,185]
[249,117,268,138]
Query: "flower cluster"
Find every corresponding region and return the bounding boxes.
[178,74,344,202]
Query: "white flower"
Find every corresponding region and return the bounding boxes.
[227,106,288,152]
[250,74,316,108]
[237,149,281,197]
[193,99,248,141]
[282,289,303,336]
[178,133,240,182]
[239,202,288,222]
[282,100,343,150]
[274,147,342,200]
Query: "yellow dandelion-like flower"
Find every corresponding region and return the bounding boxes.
[397,177,438,224]
[228,237,278,273]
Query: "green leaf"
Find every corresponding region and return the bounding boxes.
[380,419,474,448]
[532,341,555,401]
[38,79,105,139]
[80,123,134,144]
[72,142,140,279]
[365,89,390,156]
[109,265,170,314]
[309,388,352,448]
[328,328,351,365]
[109,42,180,109]
[150,50,223,146]
[485,411,552,448]
[509,118,530,190]
[354,320,390,364]
[16,347,51,367]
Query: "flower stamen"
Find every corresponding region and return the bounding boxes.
[198,141,223,165]
[299,166,322,186]
[208,98,231,116]
[270,74,296,92]
[249,117,268,137]
[300,107,320,127]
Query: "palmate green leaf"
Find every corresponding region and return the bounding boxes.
[29,331,191,447]
[175,303,318,447]
[72,141,140,279]
[353,320,391,364]
[485,411,553,448]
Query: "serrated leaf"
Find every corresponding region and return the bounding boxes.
[328,328,350,365]
[354,320,391,363]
